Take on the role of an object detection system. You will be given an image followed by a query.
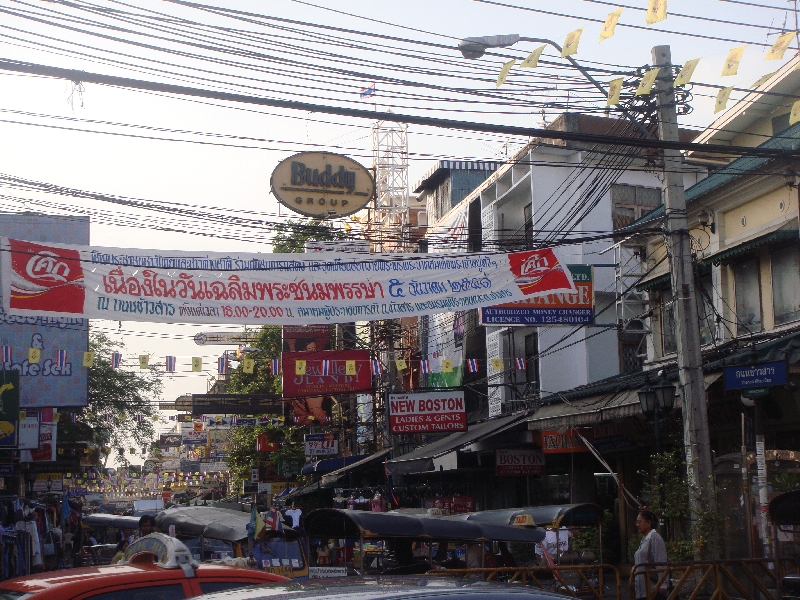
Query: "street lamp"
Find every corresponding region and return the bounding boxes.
[638,373,676,454]
[457,34,653,139]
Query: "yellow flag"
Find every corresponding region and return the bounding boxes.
[714,86,734,113]
[52,412,60,423]
[442,359,453,373]
[191,357,202,372]
[496,59,515,87]
[490,358,504,371]
[243,357,255,374]
[722,46,746,76]
[139,355,149,369]
[83,351,95,367]
[751,71,776,88]
[635,67,661,96]
[520,45,546,69]
[561,28,583,57]
[646,0,667,25]
[345,360,356,375]
[19,411,26,420]
[790,100,800,125]
[607,77,623,105]
[674,58,700,87]
[395,359,407,371]
[599,8,623,42]
[766,31,795,61]
[295,360,306,375]
[28,348,40,364]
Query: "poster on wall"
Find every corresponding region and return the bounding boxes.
[20,421,57,462]
[388,391,467,434]
[486,328,503,418]
[1,238,575,325]
[291,397,333,426]
[282,350,371,397]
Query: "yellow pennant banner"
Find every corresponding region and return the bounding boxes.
[191,357,202,372]
[395,359,407,371]
[607,77,623,105]
[599,8,623,42]
[490,358,505,371]
[496,59,516,87]
[139,355,149,369]
[295,360,306,375]
[28,348,40,364]
[646,0,667,25]
[346,360,356,375]
[441,359,453,373]
[520,45,546,69]
[722,46,746,76]
[714,86,734,113]
[562,28,584,57]
[790,100,800,125]
[674,58,700,87]
[83,351,95,367]
[765,31,795,61]
[243,357,255,374]
[751,71,776,89]
[635,67,661,96]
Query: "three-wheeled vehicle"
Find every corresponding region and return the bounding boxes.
[81,513,141,565]
[155,506,309,579]
[304,508,545,576]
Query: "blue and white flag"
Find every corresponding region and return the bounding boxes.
[420,360,430,374]
[218,356,228,375]
[111,352,122,369]
[515,357,526,370]
[467,359,479,373]
[1,346,10,362]
[371,359,382,375]
[56,350,68,368]
[359,83,376,98]
[322,360,330,376]
[271,359,281,375]
[165,356,176,372]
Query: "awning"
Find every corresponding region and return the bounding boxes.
[701,228,798,266]
[528,372,721,430]
[384,413,529,476]
[636,272,670,292]
[319,448,392,488]
[301,454,370,475]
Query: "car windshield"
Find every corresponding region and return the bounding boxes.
[179,537,234,561]
[0,591,30,600]
[254,538,305,570]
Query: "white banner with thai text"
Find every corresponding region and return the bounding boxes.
[1,238,575,325]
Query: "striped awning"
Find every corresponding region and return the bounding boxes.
[701,229,797,266]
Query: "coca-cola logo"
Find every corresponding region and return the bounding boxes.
[25,251,71,283]
[517,254,552,282]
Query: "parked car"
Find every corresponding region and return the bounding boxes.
[191,576,569,600]
[0,533,288,600]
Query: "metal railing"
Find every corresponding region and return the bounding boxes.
[426,564,622,600]
[629,558,800,600]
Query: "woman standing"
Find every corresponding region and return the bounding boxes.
[634,510,668,600]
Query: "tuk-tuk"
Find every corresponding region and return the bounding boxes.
[768,490,800,598]
[304,508,545,576]
[81,513,141,565]
[155,506,308,579]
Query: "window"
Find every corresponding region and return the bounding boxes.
[660,288,677,355]
[734,259,763,334]
[772,246,800,325]
[85,584,185,600]
[611,185,662,230]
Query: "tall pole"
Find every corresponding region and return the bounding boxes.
[753,401,772,558]
[651,45,716,545]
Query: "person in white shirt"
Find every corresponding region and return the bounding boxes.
[284,503,302,529]
[634,510,668,600]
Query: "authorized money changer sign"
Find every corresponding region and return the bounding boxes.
[304,433,339,456]
[388,392,467,434]
[480,265,593,326]
[271,152,375,219]
[1,239,575,326]
[495,448,545,476]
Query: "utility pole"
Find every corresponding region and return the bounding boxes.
[651,45,716,543]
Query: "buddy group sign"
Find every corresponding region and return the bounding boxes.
[1,238,575,325]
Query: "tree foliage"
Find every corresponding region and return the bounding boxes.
[60,330,162,466]
[225,424,305,484]
[271,219,348,253]
[226,326,282,396]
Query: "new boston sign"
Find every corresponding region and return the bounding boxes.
[270,152,375,219]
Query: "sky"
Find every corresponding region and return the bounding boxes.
[0,0,795,424]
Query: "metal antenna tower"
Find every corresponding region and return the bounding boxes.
[372,120,409,252]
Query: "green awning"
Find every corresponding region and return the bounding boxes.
[701,229,798,266]
[636,272,671,292]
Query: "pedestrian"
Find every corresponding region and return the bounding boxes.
[634,510,668,600]
[138,514,156,538]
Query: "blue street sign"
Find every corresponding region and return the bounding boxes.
[723,361,788,390]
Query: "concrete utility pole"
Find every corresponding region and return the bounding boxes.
[651,46,717,539]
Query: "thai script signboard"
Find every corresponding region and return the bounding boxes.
[388,391,467,434]
[495,448,545,476]
[304,433,339,456]
[181,431,207,446]
[1,239,575,325]
[724,361,788,390]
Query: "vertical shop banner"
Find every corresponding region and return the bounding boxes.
[282,350,371,396]
[480,265,594,325]
[485,329,503,418]
[388,391,467,434]
[2,239,575,325]
[495,448,545,475]
[0,216,89,409]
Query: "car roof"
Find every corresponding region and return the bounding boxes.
[194,576,568,600]
[0,562,276,595]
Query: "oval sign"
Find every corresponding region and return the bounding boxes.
[271,151,375,219]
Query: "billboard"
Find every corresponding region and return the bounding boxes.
[0,215,90,408]
[282,324,331,353]
[426,311,464,388]
[304,433,339,456]
[291,397,333,426]
[158,433,183,448]
[495,448,545,476]
[181,431,207,445]
[282,350,371,397]
[480,265,594,326]
[388,391,467,434]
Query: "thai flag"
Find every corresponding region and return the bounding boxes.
[70,413,77,423]
[201,415,207,423]
[420,360,430,374]
[103,414,110,422]
[467,359,479,373]
[168,415,175,421]
[111,353,122,369]
[515,357,527,370]
[371,359,382,375]
[322,360,330,376]
[231,415,238,425]
[359,83,376,98]
[271,359,281,375]
[165,356,176,372]
[135,414,143,423]
[1,346,11,362]
[56,350,68,368]
[265,506,284,532]
[218,356,228,375]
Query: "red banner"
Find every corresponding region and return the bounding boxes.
[388,391,467,434]
[282,350,371,397]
